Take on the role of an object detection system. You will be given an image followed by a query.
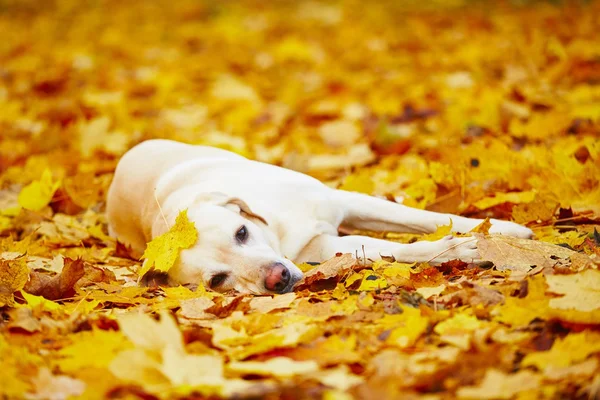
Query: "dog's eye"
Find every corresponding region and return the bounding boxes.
[235,225,248,243]
[209,273,228,289]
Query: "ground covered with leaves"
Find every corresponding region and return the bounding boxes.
[1,0,600,399]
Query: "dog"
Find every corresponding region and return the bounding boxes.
[106,139,533,294]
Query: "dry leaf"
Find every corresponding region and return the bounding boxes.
[249,292,296,313]
[24,258,114,300]
[456,369,540,399]
[476,233,594,272]
[0,257,29,307]
[545,269,600,312]
[297,253,356,288]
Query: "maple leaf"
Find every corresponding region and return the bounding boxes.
[545,269,600,312]
[296,253,356,290]
[470,217,491,234]
[57,329,132,373]
[21,292,61,311]
[434,313,483,350]
[110,310,241,396]
[17,168,61,211]
[139,209,198,278]
[522,330,600,371]
[494,274,550,327]
[0,257,29,307]
[545,269,600,324]
[384,307,429,348]
[476,233,594,272]
[422,221,453,241]
[249,292,296,313]
[24,257,114,300]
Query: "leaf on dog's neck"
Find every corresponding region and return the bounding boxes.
[139,210,197,279]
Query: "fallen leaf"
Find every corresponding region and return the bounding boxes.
[544,358,598,381]
[434,313,483,349]
[179,296,216,320]
[422,221,453,241]
[7,307,41,332]
[522,330,600,371]
[24,258,114,300]
[385,307,429,348]
[18,169,61,211]
[139,209,198,278]
[470,217,492,234]
[0,257,29,307]
[476,233,594,272]
[21,292,61,311]
[416,284,446,299]
[474,191,536,210]
[249,292,296,313]
[456,369,541,399]
[494,274,550,327]
[57,329,132,373]
[27,367,86,400]
[313,365,364,391]
[545,269,600,312]
[297,253,356,288]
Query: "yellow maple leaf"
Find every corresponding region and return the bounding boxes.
[20,292,61,311]
[57,329,132,372]
[422,220,453,241]
[0,258,29,307]
[473,191,536,210]
[357,273,387,291]
[494,274,550,327]
[470,217,492,234]
[522,330,600,371]
[140,209,198,278]
[385,307,429,348]
[434,313,484,349]
[339,172,375,194]
[17,168,61,211]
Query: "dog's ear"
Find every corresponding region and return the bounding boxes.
[194,192,268,226]
[225,198,268,226]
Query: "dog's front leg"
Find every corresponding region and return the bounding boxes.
[296,234,480,265]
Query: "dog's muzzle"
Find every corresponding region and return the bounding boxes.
[264,262,298,293]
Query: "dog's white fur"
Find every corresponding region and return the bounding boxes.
[107,139,533,294]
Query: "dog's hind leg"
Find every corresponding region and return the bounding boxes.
[295,234,480,265]
[332,190,533,238]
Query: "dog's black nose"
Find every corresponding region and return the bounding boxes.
[264,263,291,293]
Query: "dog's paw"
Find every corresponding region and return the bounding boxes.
[489,220,533,239]
[428,235,480,264]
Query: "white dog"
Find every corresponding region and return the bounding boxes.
[106,139,533,294]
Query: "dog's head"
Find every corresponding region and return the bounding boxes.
[158,192,303,294]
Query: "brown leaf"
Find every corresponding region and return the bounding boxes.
[295,253,357,290]
[249,293,296,314]
[24,258,114,300]
[475,234,594,273]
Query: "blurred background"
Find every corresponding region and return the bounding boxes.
[1,0,599,219]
